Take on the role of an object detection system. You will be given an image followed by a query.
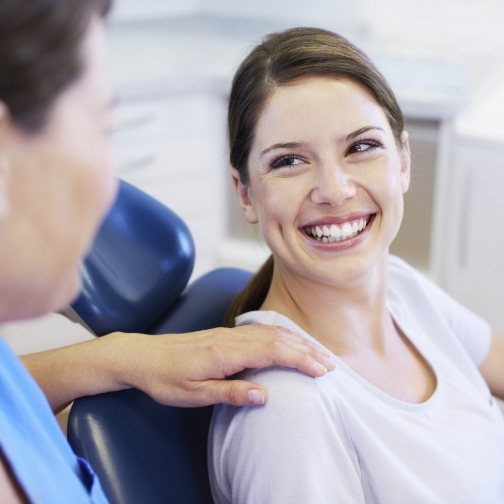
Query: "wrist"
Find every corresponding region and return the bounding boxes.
[101,331,150,392]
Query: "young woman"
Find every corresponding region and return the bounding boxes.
[209,27,504,503]
[0,3,333,501]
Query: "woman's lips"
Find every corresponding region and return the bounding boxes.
[303,214,374,243]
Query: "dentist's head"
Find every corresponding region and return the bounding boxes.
[0,0,117,322]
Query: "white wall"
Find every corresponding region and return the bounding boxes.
[364,0,504,70]
[199,0,371,37]
[112,0,504,77]
[203,0,503,58]
[110,0,199,23]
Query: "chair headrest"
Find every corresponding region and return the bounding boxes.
[71,180,195,336]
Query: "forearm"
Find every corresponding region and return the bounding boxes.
[19,324,334,412]
[20,332,136,413]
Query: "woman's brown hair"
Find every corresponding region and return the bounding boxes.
[225,27,405,326]
[0,0,112,133]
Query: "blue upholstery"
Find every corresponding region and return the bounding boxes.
[67,179,252,504]
[71,179,195,336]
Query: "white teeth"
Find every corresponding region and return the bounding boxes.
[306,217,369,243]
[330,224,341,240]
[341,222,353,240]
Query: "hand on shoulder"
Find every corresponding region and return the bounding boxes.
[113,325,335,408]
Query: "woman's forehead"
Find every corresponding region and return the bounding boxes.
[252,77,389,148]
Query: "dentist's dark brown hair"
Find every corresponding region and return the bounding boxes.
[0,0,112,133]
[225,27,405,326]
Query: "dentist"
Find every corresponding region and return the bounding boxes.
[0,2,332,501]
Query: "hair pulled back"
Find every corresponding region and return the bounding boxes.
[225,27,405,326]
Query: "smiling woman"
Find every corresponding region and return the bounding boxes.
[233,77,410,295]
[224,27,410,323]
[209,27,504,504]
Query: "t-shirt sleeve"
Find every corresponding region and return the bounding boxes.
[208,367,365,504]
[388,256,492,366]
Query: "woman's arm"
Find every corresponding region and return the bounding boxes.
[20,325,334,413]
[479,330,504,399]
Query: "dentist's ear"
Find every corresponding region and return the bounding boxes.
[399,131,411,193]
[0,153,11,220]
[0,101,7,122]
[231,168,258,224]
[0,102,11,220]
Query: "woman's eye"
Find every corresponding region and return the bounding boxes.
[271,155,304,170]
[347,139,382,155]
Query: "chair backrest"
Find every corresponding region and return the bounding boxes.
[67,180,252,504]
[70,179,195,336]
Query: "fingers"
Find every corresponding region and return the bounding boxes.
[141,325,336,408]
[230,324,335,377]
[200,380,269,407]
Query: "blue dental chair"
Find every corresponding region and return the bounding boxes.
[66,180,251,504]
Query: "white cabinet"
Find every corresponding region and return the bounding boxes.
[112,90,228,278]
[390,119,441,272]
[440,138,504,330]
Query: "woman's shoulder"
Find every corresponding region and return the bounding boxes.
[210,364,352,470]
[209,358,360,504]
[234,311,341,406]
[210,368,343,469]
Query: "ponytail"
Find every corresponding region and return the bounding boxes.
[224,256,274,327]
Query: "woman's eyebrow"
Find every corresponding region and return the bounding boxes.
[345,126,385,141]
[259,141,309,160]
[258,127,385,159]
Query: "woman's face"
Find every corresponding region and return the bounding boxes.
[234,77,410,288]
[0,18,117,321]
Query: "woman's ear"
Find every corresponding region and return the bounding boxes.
[399,131,411,193]
[231,168,258,224]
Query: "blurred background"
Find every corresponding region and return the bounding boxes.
[3,0,504,353]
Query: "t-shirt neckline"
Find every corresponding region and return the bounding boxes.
[236,309,441,412]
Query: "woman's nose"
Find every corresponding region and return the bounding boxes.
[310,163,356,205]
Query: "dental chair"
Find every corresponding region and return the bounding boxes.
[66,179,251,504]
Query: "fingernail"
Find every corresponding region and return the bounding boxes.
[323,357,336,370]
[247,389,266,405]
[316,363,328,374]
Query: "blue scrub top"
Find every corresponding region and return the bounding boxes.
[0,338,109,503]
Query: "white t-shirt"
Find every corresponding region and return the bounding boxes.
[209,256,504,504]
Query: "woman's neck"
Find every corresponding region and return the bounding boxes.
[261,256,393,356]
